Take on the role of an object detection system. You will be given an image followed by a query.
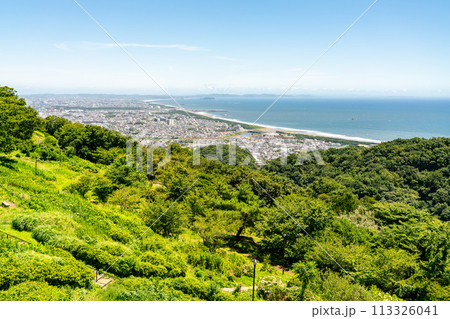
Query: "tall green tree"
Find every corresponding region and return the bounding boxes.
[194,210,231,251]
[143,202,186,237]
[234,183,261,240]
[257,195,334,264]
[0,86,40,152]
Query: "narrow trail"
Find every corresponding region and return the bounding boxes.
[0,229,31,245]
[89,267,115,289]
[1,201,17,208]
[221,286,252,293]
[232,242,295,276]
[220,242,294,293]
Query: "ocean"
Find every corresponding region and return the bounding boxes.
[163,96,450,142]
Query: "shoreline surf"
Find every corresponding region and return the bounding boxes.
[156,101,382,144]
[195,111,382,144]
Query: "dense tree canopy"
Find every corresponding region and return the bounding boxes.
[0,87,449,301]
[264,138,450,221]
[0,87,40,152]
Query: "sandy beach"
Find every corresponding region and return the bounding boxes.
[181,108,382,144]
[151,100,381,144]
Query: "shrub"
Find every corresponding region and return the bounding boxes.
[0,251,93,289]
[138,251,186,278]
[100,242,127,256]
[64,175,93,197]
[134,261,167,278]
[166,264,185,278]
[109,227,132,244]
[314,271,370,301]
[140,251,166,265]
[0,281,70,301]
[94,277,188,301]
[12,214,39,231]
[72,244,114,270]
[111,256,136,277]
[140,235,165,252]
[168,276,210,300]
[217,249,247,277]
[64,146,76,158]
[187,250,225,272]
[257,276,289,301]
[32,225,57,243]
[92,176,116,202]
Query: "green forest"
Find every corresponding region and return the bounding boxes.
[0,86,449,301]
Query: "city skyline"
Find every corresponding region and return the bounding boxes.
[1,0,450,97]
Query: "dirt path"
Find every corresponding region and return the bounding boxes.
[0,230,31,244]
[95,276,114,288]
[221,286,253,293]
[90,268,115,288]
[1,201,17,208]
[238,253,295,275]
[273,265,294,276]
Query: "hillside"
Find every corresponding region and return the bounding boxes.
[0,86,449,301]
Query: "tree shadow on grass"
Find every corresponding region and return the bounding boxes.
[224,235,293,272]
[0,156,18,170]
[224,234,259,257]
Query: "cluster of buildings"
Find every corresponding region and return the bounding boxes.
[192,132,335,165]
[27,95,340,165]
[30,96,232,140]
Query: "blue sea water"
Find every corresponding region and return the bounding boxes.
[165,97,450,142]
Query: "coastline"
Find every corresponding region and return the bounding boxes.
[157,102,382,144]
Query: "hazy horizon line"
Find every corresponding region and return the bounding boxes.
[22,92,450,99]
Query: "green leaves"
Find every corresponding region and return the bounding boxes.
[56,123,127,162]
[0,86,40,152]
[0,246,93,289]
[142,202,186,237]
[194,210,231,251]
[0,281,70,301]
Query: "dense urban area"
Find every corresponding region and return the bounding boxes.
[28,95,341,164]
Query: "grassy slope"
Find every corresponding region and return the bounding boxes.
[0,153,292,301]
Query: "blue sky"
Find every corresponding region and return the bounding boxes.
[1,0,450,96]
